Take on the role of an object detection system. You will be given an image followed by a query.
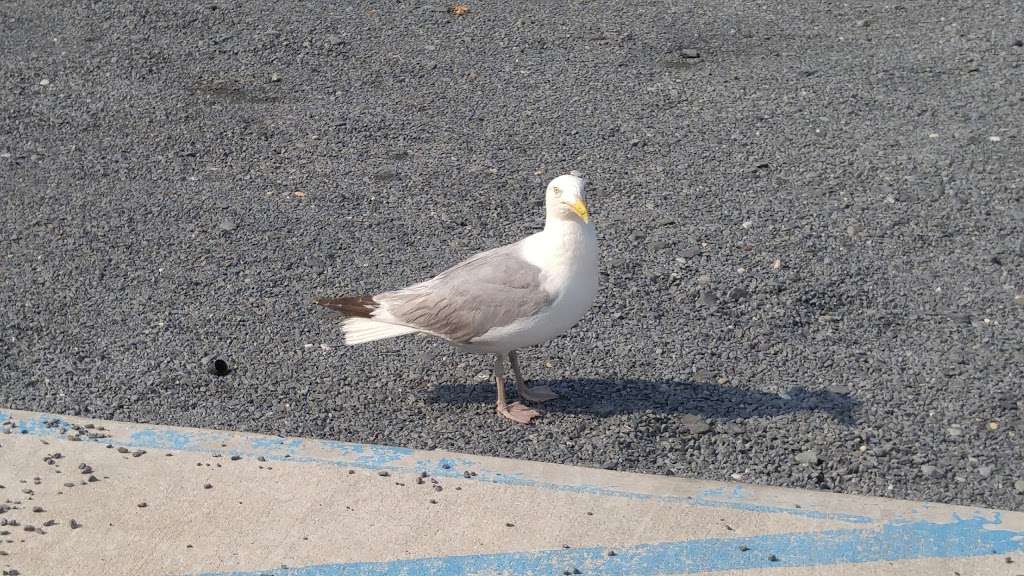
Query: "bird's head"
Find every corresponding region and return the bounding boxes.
[545,171,590,224]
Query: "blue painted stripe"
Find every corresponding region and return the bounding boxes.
[197,516,1023,576]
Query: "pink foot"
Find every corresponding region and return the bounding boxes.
[497,402,541,424]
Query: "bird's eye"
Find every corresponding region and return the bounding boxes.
[553,186,562,196]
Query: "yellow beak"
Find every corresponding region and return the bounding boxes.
[570,198,590,223]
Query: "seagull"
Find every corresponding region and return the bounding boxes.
[314,172,599,423]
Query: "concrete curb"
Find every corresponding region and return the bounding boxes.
[1,408,1022,575]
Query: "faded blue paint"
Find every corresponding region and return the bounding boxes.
[124,428,412,470]
[1,410,48,435]
[318,439,415,468]
[250,437,304,450]
[197,515,1023,576]
[131,428,206,451]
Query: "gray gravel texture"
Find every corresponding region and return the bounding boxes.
[2,1,1023,510]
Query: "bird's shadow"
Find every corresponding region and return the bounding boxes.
[430,378,859,425]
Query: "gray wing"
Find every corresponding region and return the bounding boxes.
[378,243,552,343]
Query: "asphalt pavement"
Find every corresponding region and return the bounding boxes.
[1,0,1023,510]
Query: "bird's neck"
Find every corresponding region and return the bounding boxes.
[541,218,597,259]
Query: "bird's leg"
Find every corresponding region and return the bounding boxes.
[510,350,559,403]
[494,353,540,424]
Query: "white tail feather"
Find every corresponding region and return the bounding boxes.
[342,317,419,345]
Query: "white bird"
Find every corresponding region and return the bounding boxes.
[315,172,599,423]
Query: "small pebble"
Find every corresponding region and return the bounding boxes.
[681,414,711,435]
[769,554,779,562]
[69,519,81,529]
[204,483,213,489]
[677,246,701,259]
[230,455,241,461]
[378,471,390,477]
[726,287,749,301]
[795,450,820,465]
[137,502,148,508]
[700,291,717,307]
